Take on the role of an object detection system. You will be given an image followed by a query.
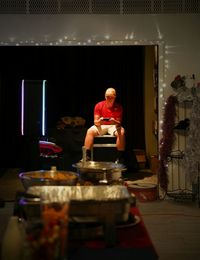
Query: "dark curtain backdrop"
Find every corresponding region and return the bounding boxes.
[0,46,145,167]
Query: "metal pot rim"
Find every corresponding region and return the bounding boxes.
[72,161,126,171]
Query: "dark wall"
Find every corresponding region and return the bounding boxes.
[0,46,145,168]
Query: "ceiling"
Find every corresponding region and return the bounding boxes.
[0,0,199,15]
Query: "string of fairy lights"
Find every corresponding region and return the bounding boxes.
[0,35,170,141]
[0,36,163,46]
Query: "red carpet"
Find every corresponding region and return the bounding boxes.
[68,207,158,259]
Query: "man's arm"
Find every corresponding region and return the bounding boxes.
[94,114,102,126]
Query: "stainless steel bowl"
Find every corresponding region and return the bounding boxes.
[72,161,126,183]
[19,169,79,190]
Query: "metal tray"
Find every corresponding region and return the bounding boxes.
[27,185,131,222]
[25,185,133,246]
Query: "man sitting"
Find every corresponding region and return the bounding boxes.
[83,87,126,164]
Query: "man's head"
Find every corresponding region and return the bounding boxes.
[105,88,116,107]
[105,88,116,98]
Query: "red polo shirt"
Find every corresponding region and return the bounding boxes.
[94,100,123,125]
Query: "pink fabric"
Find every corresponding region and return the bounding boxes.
[39,141,63,156]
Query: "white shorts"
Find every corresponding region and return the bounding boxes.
[90,125,118,136]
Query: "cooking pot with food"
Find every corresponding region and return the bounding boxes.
[72,161,126,184]
[19,166,78,190]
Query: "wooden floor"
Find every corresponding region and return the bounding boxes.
[138,199,200,260]
[0,168,200,260]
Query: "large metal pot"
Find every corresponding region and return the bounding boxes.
[19,167,78,190]
[72,161,126,183]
